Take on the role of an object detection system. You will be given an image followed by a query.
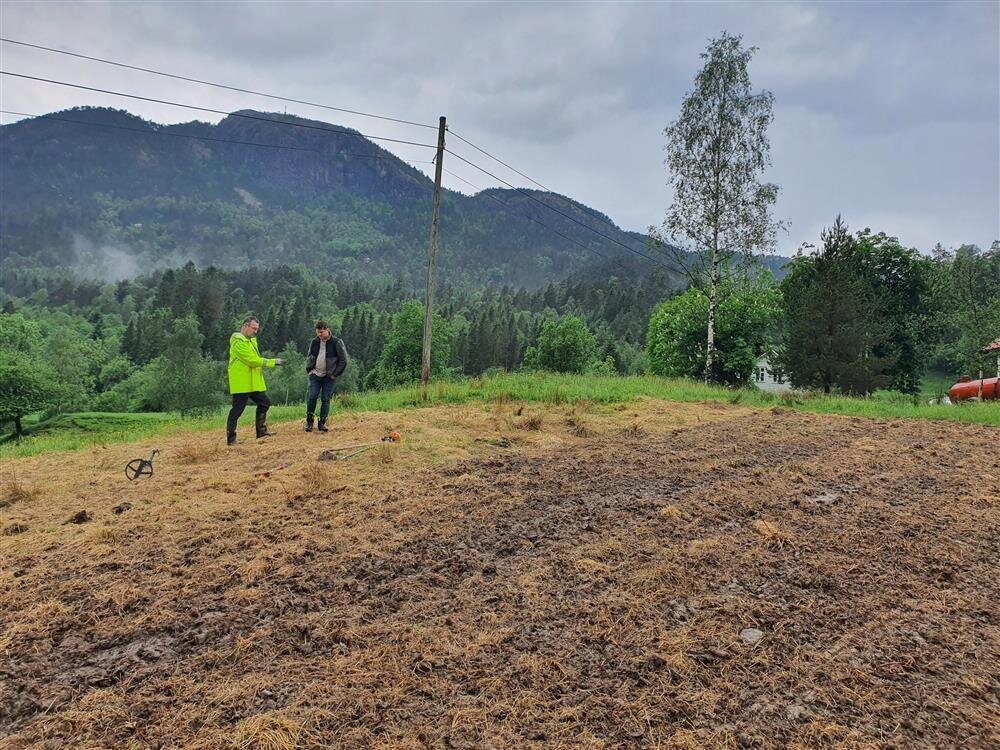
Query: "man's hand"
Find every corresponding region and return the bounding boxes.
[275,358,286,366]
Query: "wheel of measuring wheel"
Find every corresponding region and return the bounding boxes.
[125,459,152,481]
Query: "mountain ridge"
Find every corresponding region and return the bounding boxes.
[0,106,784,289]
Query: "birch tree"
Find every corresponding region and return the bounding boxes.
[654,32,780,383]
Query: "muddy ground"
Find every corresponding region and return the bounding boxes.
[1,401,998,749]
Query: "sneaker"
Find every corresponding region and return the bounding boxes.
[256,430,277,439]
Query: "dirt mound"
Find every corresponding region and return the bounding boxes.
[1,404,998,748]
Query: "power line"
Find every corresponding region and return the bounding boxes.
[449,127,669,265]
[0,109,439,167]
[0,71,438,150]
[444,147,669,270]
[0,37,438,131]
[449,129,552,193]
[442,166,634,277]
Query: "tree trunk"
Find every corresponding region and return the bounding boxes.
[14,416,24,438]
[704,233,720,384]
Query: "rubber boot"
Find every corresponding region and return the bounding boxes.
[255,410,275,438]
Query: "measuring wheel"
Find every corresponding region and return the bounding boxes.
[124,459,152,480]
[125,449,159,480]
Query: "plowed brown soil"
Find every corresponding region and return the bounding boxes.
[1,400,998,749]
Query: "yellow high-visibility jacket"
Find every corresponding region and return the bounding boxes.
[228,333,276,394]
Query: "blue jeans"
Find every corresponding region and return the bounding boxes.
[307,374,336,420]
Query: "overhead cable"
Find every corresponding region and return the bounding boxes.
[0,38,667,268]
[449,129,552,193]
[444,148,668,270]
[449,127,666,263]
[442,167,634,277]
[0,37,437,130]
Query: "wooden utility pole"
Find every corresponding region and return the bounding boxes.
[421,115,446,387]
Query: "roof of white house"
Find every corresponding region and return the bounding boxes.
[983,336,1000,353]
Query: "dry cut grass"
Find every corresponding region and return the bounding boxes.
[1,399,997,749]
[1,474,40,509]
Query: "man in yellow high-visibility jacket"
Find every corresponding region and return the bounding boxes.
[226,316,284,445]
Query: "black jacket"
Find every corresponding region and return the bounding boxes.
[305,336,348,377]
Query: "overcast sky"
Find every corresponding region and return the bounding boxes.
[1,0,998,256]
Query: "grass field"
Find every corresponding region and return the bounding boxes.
[2,373,998,460]
[2,394,998,748]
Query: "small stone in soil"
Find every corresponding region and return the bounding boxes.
[740,628,764,644]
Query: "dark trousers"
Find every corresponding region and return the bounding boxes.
[227,391,271,436]
[307,374,336,421]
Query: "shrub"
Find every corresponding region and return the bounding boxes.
[531,315,597,374]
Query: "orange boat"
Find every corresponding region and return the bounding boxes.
[948,376,999,402]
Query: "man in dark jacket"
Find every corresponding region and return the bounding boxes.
[305,320,348,432]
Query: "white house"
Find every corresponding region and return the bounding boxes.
[753,354,792,394]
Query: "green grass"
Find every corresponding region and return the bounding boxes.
[916,371,957,401]
[0,412,179,456]
[2,372,997,459]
